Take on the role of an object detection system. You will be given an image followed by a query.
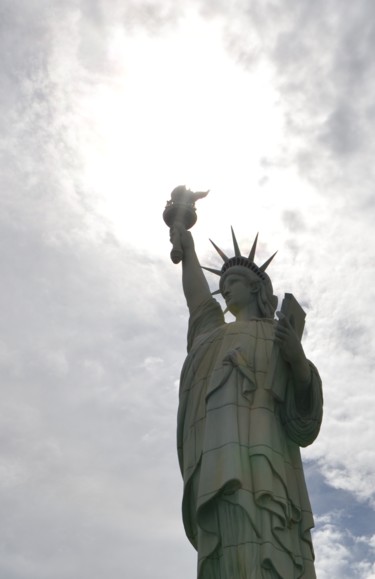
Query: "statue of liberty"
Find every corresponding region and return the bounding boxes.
[164,188,323,578]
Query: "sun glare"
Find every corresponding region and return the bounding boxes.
[78,11,288,249]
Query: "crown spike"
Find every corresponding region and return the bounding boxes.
[209,239,229,262]
[259,251,278,272]
[248,233,259,262]
[202,266,222,276]
[231,227,241,257]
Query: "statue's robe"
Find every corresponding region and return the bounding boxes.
[177,298,323,579]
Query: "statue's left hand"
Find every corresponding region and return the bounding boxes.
[275,311,306,365]
[275,312,311,389]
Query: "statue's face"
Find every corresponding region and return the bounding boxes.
[222,273,257,314]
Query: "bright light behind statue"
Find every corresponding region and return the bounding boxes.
[76,14,286,248]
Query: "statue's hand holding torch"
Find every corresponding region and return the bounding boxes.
[163,186,209,264]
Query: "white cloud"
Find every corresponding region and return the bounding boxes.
[313,513,375,579]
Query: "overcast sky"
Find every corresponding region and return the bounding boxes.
[1,1,375,578]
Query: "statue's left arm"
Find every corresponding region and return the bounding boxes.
[274,312,323,446]
[275,311,316,413]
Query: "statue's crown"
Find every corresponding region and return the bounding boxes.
[202,228,277,293]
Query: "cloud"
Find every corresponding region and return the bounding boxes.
[202,0,375,212]
[1,0,375,576]
[0,182,191,578]
[281,209,305,232]
[304,463,375,576]
[313,515,375,579]
[0,48,189,568]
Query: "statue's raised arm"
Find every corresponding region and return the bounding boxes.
[170,223,212,313]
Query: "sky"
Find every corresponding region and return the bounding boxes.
[1,0,375,577]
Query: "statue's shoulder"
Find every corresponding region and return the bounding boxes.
[187,297,225,351]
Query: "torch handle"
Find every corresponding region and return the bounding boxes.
[170,227,183,264]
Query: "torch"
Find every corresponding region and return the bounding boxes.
[163,185,209,264]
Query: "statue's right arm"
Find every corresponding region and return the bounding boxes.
[171,224,212,314]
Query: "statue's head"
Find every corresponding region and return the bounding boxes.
[202,229,278,318]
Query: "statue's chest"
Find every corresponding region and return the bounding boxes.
[219,320,274,373]
[203,320,276,399]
